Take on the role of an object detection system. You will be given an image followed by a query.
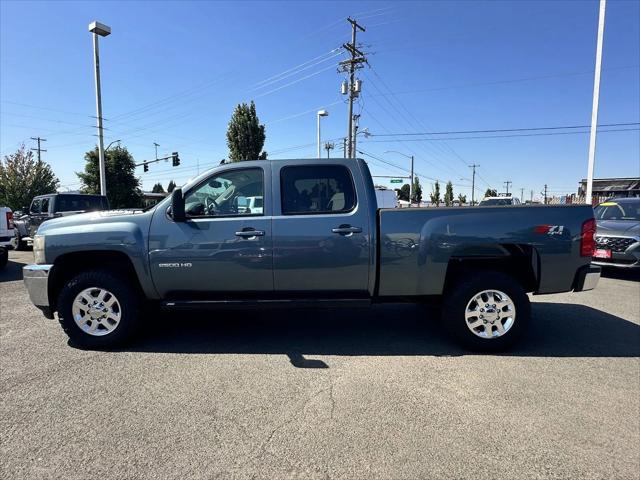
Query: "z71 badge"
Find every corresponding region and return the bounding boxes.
[534,225,565,235]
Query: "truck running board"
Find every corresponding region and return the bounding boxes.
[161,298,371,310]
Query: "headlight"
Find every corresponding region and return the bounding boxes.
[33,235,46,264]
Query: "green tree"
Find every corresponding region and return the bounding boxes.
[457,193,467,205]
[411,177,422,204]
[484,188,497,197]
[396,183,410,202]
[430,181,441,206]
[167,180,176,193]
[444,181,454,207]
[0,144,58,210]
[226,101,267,161]
[151,182,165,193]
[77,145,143,208]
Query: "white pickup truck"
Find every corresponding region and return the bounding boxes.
[0,206,15,269]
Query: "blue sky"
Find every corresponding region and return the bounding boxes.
[1,0,638,201]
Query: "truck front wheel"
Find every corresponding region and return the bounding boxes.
[442,271,530,351]
[57,270,141,349]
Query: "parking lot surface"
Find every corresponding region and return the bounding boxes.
[1,249,639,479]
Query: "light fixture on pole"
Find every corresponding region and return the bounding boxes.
[105,139,121,152]
[317,110,329,159]
[385,150,414,207]
[88,20,111,197]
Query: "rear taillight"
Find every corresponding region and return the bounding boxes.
[580,218,596,257]
[6,211,14,230]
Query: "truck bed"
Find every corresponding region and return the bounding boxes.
[377,204,595,296]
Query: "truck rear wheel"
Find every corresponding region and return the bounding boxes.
[0,247,7,269]
[57,270,141,349]
[442,271,530,352]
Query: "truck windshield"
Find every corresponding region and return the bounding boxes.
[56,195,107,212]
[594,200,640,221]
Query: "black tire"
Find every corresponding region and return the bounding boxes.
[442,271,530,352]
[12,231,27,251]
[57,269,141,349]
[0,247,7,269]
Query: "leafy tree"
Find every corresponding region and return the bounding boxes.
[430,181,441,206]
[484,188,497,197]
[457,193,467,205]
[167,180,176,193]
[0,144,58,210]
[226,101,267,161]
[77,145,143,208]
[411,177,422,204]
[444,181,454,207]
[396,184,410,202]
[151,182,165,193]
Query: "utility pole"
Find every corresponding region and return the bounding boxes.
[586,0,607,205]
[503,180,512,195]
[339,17,367,158]
[30,137,47,162]
[530,190,534,203]
[343,138,347,158]
[520,187,524,203]
[469,164,479,205]
[542,184,548,205]
[324,142,335,158]
[153,142,160,161]
[352,114,360,157]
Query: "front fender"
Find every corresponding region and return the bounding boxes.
[43,222,156,298]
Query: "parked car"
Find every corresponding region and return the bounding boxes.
[13,193,109,249]
[592,197,640,269]
[0,206,14,269]
[479,196,522,206]
[23,158,599,351]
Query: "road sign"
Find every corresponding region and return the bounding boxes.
[390,179,403,183]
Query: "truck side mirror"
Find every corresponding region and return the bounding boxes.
[171,188,186,222]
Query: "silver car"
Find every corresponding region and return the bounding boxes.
[592,197,640,269]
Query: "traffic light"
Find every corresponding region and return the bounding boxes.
[172,152,180,167]
[143,162,148,172]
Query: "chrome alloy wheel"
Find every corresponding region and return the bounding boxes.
[464,289,516,339]
[72,287,122,336]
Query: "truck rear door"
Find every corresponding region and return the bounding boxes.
[271,161,372,293]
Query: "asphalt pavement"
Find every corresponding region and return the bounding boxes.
[1,249,639,479]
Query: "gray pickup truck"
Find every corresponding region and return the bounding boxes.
[13,193,109,250]
[23,158,600,351]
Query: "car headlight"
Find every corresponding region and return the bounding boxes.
[33,235,46,264]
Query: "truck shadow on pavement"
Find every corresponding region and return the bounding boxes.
[0,253,27,283]
[123,302,640,364]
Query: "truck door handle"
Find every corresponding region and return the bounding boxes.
[235,228,265,238]
[332,225,362,235]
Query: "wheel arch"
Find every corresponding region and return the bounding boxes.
[48,251,144,313]
[443,244,539,294]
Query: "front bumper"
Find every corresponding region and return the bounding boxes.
[573,264,601,292]
[23,264,54,318]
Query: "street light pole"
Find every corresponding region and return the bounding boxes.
[89,21,111,197]
[317,110,328,158]
[586,0,607,205]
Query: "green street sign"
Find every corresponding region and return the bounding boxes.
[390,179,403,183]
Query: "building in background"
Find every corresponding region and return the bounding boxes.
[578,177,640,199]
[142,192,167,208]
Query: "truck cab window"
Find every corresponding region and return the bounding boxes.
[184,168,264,217]
[281,165,356,215]
[40,197,50,214]
[30,199,41,214]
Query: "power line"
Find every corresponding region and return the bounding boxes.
[368,122,640,137]
[361,127,640,142]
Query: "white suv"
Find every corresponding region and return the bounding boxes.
[0,206,14,269]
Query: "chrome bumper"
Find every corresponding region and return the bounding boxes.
[23,264,53,308]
